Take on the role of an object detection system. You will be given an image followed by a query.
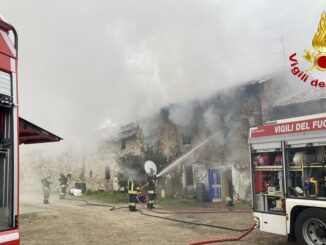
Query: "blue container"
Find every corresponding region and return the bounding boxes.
[208,169,222,202]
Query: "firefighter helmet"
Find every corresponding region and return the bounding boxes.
[293,152,304,165]
[294,186,303,195]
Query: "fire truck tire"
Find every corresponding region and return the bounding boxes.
[295,208,326,245]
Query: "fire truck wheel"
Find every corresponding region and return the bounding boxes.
[295,208,326,245]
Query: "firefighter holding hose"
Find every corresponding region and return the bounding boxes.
[144,160,158,209]
[146,173,157,209]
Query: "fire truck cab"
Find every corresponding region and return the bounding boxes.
[249,113,326,245]
[0,15,62,245]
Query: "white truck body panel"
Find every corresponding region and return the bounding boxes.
[254,212,287,235]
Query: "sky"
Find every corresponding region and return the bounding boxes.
[1,0,325,153]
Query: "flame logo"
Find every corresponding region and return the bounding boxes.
[303,11,326,72]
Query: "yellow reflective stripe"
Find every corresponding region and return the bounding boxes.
[128,191,137,194]
[128,203,136,206]
[148,191,155,194]
[148,200,154,204]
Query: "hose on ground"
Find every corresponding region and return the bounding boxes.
[66,195,251,233]
[65,198,122,210]
[188,223,256,245]
[138,209,249,232]
[136,193,248,232]
[147,208,250,215]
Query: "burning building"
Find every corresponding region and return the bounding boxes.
[30,70,325,202]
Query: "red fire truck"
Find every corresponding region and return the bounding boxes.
[0,16,61,244]
[0,15,20,245]
[249,113,326,245]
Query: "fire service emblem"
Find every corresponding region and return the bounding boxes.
[303,11,326,72]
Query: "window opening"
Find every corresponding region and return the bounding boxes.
[121,139,126,150]
[185,165,194,185]
[105,167,110,180]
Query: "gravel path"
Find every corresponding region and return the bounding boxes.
[19,194,290,245]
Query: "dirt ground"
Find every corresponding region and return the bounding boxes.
[19,193,291,245]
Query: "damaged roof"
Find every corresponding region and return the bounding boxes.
[273,87,326,107]
[106,122,138,142]
[19,117,62,144]
[242,69,286,87]
[242,70,326,108]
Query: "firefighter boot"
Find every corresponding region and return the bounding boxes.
[128,194,137,212]
[147,192,155,209]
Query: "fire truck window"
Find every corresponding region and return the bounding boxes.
[0,109,13,230]
[252,150,285,213]
[0,111,5,142]
[0,151,12,229]
[286,145,326,200]
[0,109,10,143]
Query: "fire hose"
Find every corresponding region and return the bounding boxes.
[144,207,250,215]
[138,209,249,232]
[136,192,257,244]
[188,223,257,245]
[68,195,249,232]
[65,198,126,210]
[136,193,250,232]
[67,193,256,243]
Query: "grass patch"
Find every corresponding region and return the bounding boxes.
[20,212,58,224]
[82,191,196,206]
[83,190,128,203]
[233,201,251,209]
[157,198,251,209]
[20,212,40,220]
[156,197,197,207]
[81,191,250,210]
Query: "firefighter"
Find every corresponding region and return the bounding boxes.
[41,176,52,204]
[128,178,138,211]
[58,173,71,199]
[146,173,157,209]
[225,196,233,207]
